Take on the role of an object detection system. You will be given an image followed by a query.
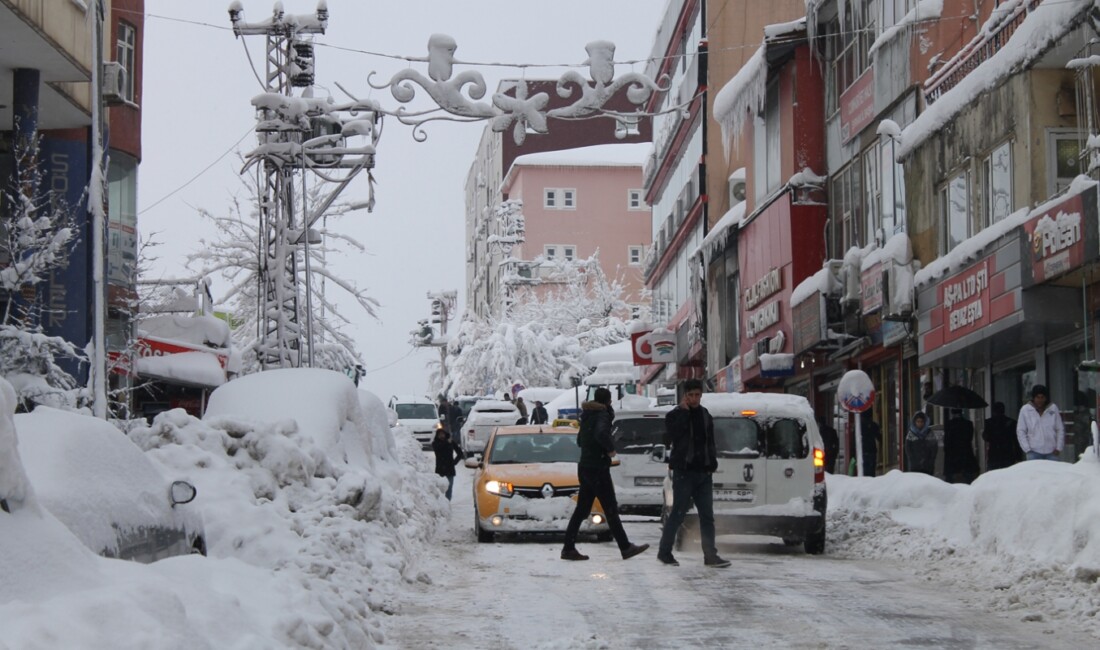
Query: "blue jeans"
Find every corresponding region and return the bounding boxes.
[1026,451,1060,461]
[444,475,455,500]
[658,469,717,559]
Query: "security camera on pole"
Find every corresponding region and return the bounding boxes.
[837,370,875,477]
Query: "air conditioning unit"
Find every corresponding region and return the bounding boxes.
[102,61,127,105]
[728,168,747,207]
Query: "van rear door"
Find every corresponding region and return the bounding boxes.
[711,417,764,507]
[763,417,813,506]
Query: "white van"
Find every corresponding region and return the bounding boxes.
[462,399,520,454]
[388,395,439,450]
[659,392,827,554]
[610,405,672,515]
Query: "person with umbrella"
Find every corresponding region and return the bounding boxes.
[1016,384,1064,461]
[943,409,980,483]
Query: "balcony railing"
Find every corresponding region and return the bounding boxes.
[924,0,1042,105]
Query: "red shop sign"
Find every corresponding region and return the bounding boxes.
[1023,193,1085,283]
[939,259,990,344]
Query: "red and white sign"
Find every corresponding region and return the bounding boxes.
[631,330,654,365]
[840,69,875,143]
[938,260,990,344]
[861,262,884,314]
[1023,193,1085,283]
[135,336,230,369]
[632,329,676,365]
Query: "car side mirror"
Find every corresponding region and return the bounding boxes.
[650,444,667,463]
[170,480,197,507]
[464,458,481,469]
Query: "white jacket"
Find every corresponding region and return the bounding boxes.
[1016,402,1065,455]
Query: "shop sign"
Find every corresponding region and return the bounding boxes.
[861,262,884,314]
[631,329,654,365]
[744,346,758,370]
[729,357,743,392]
[792,293,824,353]
[1023,193,1084,283]
[135,337,229,369]
[840,69,875,143]
[939,259,990,344]
[745,300,780,338]
[744,268,782,310]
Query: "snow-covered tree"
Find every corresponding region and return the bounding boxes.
[187,177,378,375]
[0,133,82,409]
[442,252,630,395]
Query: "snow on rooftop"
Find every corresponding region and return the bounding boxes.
[700,201,746,265]
[713,45,766,158]
[899,0,1091,158]
[763,17,807,40]
[583,361,639,386]
[582,340,632,367]
[791,262,843,307]
[861,233,914,272]
[510,142,652,169]
[138,314,231,349]
[915,175,1099,288]
[136,351,227,388]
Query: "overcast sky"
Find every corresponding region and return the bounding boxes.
[140,0,665,399]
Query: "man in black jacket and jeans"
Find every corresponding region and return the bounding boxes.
[561,387,649,561]
[657,379,730,568]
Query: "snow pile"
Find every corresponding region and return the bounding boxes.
[135,350,227,387]
[791,261,843,307]
[1,369,447,648]
[0,377,35,513]
[827,458,1100,638]
[138,314,231,348]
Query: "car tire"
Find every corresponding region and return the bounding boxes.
[475,511,494,543]
[804,525,826,555]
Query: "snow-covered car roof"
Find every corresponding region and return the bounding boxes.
[16,407,204,560]
[614,404,673,418]
[389,394,435,405]
[701,393,815,420]
[470,400,518,413]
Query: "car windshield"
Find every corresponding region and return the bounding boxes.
[395,404,437,420]
[488,434,579,464]
[713,417,761,457]
[612,418,665,454]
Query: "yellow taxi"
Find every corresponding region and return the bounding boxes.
[466,425,611,543]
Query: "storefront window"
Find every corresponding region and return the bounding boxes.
[1049,344,1096,460]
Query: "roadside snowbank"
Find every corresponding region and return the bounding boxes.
[827,454,1100,638]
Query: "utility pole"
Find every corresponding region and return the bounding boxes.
[410,290,458,387]
[229,2,378,370]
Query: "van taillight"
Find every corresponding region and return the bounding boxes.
[813,448,825,482]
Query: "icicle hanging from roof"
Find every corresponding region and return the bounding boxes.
[712,45,767,160]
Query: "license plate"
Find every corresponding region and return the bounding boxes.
[634,476,664,486]
[714,489,753,502]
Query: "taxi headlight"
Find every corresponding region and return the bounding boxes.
[485,480,514,498]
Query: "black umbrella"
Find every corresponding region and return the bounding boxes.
[925,384,988,410]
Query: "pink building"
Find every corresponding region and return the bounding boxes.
[499,143,652,317]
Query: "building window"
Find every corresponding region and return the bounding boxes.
[544,245,557,259]
[939,170,971,254]
[981,142,1013,227]
[544,189,577,210]
[628,189,644,210]
[829,161,862,259]
[863,144,881,246]
[881,0,916,30]
[628,246,643,265]
[563,246,576,261]
[831,0,875,103]
[116,21,136,103]
[753,81,782,203]
[544,189,556,208]
[562,189,576,209]
[1047,130,1083,196]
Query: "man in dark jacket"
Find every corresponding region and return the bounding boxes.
[656,379,730,568]
[817,415,839,474]
[859,410,881,477]
[529,400,549,425]
[437,397,464,441]
[983,401,1021,470]
[943,409,980,483]
[561,387,649,561]
[431,427,464,501]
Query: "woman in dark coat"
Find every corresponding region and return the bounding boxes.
[432,427,464,500]
[905,411,938,475]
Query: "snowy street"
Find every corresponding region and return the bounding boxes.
[384,458,1098,649]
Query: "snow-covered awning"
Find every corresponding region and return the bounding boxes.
[138,315,231,348]
[135,351,227,389]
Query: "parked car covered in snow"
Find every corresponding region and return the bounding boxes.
[659,393,827,554]
[388,394,440,450]
[466,424,611,543]
[16,407,206,562]
[461,399,520,454]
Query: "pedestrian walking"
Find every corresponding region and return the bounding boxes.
[816,415,839,474]
[438,397,463,440]
[561,387,649,561]
[983,401,1022,470]
[529,400,549,425]
[905,411,938,475]
[514,396,529,425]
[656,379,730,568]
[431,427,464,501]
[1017,384,1064,461]
[943,409,979,483]
[859,410,881,478]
